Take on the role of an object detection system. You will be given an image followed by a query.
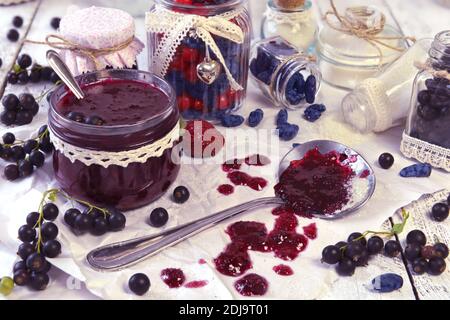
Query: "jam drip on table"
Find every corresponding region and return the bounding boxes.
[234,274,269,297]
[274,148,355,217]
[220,154,271,194]
[161,268,186,288]
[214,207,310,278]
[302,223,317,240]
[273,265,294,276]
[184,280,209,289]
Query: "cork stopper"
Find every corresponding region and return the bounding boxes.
[273,0,306,10]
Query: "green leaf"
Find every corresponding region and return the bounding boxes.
[13,64,21,73]
[391,223,405,235]
[47,192,57,202]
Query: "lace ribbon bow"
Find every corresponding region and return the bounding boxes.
[146,6,245,91]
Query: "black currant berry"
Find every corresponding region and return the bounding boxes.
[41,67,53,81]
[11,146,25,161]
[18,93,35,110]
[18,159,33,177]
[367,236,384,255]
[173,186,190,204]
[344,242,364,262]
[74,214,94,232]
[7,29,19,42]
[23,139,38,154]
[433,243,449,259]
[128,273,150,296]
[67,111,85,123]
[17,71,29,84]
[26,253,47,272]
[50,17,61,30]
[17,242,35,260]
[39,136,54,153]
[406,230,427,246]
[336,257,356,276]
[26,211,40,228]
[149,207,169,228]
[347,232,367,246]
[12,16,23,28]
[1,110,17,126]
[2,132,15,144]
[378,153,395,169]
[431,203,449,222]
[335,241,347,250]
[15,110,33,125]
[321,245,341,265]
[42,240,61,258]
[42,203,59,221]
[41,222,59,240]
[2,94,19,111]
[91,217,109,236]
[355,248,369,267]
[107,210,126,231]
[421,245,437,259]
[13,261,26,273]
[29,272,49,291]
[13,269,30,286]
[29,150,45,167]
[404,244,422,262]
[17,54,32,69]
[29,69,41,83]
[18,225,36,242]
[428,257,446,276]
[7,71,18,84]
[85,115,105,126]
[411,258,428,275]
[384,240,402,258]
[64,208,81,227]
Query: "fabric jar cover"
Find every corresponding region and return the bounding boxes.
[58,6,144,75]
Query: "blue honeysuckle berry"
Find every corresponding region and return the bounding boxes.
[277,123,299,141]
[248,108,264,127]
[304,104,327,122]
[371,273,403,293]
[221,114,245,128]
[276,109,288,126]
[400,163,432,178]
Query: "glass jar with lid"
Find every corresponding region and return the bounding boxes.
[401,30,450,172]
[250,36,321,109]
[316,4,409,90]
[49,69,181,211]
[261,0,317,52]
[146,0,252,121]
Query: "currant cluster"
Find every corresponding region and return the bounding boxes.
[14,202,62,291]
[321,232,393,276]
[7,54,60,85]
[1,93,39,126]
[1,125,53,181]
[404,230,448,276]
[64,205,126,236]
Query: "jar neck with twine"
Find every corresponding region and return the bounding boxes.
[323,0,416,65]
[145,5,246,91]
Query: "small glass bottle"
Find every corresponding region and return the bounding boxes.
[250,36,321,109]
[261,0,317,51]
[341,38,432,133]
[401,30,450,171]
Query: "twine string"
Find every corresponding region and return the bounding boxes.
[324,0,415,65]
[414,61,450,81]
[25,34,135,68]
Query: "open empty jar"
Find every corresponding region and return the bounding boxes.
[48,69,181,211]
[250,36,321,109]
[317,4,409,90]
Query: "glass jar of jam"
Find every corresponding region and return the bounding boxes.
[402,30,450,171]
[250,36,321,109]
[48,69,181,211]
[147,0,252,121]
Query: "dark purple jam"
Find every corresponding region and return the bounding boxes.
[234,274,269,297]
[161,268,186,288]
[50,77,180,211]
[273,264,294,276]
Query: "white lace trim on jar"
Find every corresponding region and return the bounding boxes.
[49,122,180,168]
[146,5,245,91]
[264,6,312,33]
[400,131,450,172]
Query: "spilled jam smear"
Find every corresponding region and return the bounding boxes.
[274,148,355,216]
[160,268,186,288]
[234,274,269,297]
[184,280,209,289]
[303,223,318,240]
[273,264,294,276]
[214,207,309,278]
[219,155,271,195]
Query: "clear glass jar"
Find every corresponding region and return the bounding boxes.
[405,30,450,149]
[49,69,181,211]
[342,39,432,133]
[250,36,321,109]
[147,0,252,121]
[316,5,408,90]
[261,0,317,52]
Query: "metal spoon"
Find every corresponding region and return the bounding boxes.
[46,50,85,100]
[86,140,376,271]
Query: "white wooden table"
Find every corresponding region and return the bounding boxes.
[0,0,449,300]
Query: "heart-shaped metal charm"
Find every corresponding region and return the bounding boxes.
[196,58,221,85]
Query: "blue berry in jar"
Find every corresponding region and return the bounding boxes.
[305,75,317,104]
[247,108,264,127]
[400,163,432,178]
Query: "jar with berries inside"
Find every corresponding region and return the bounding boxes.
[401,30,450,172]
[250,36,321,109]
[146,0,252,121]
